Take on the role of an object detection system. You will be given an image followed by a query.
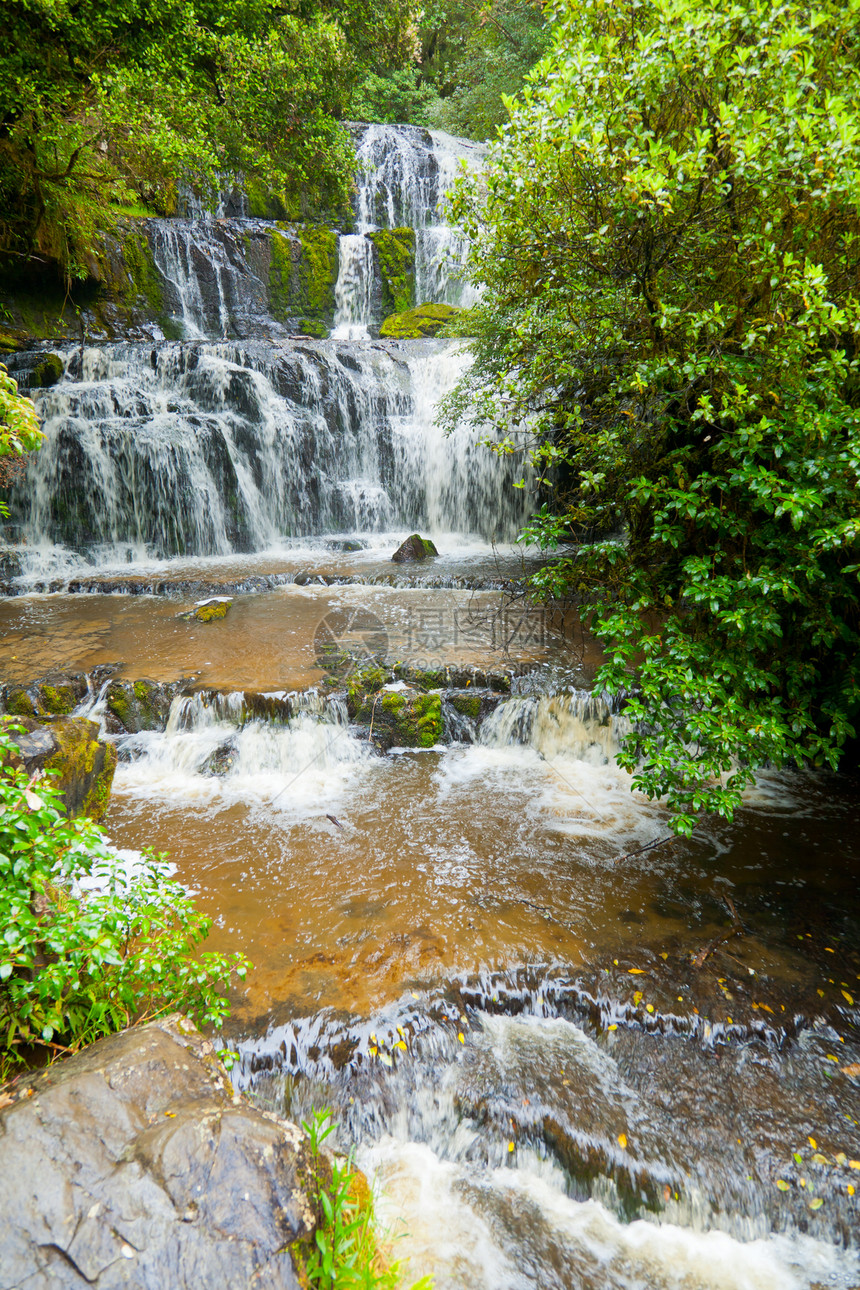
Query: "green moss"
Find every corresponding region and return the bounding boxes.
[267,224,338,333]
[450,693,482,720]
[369,228,415,315]
[30,353,64,388]
[121,230,163,317]
[356,686,442,747]
[191,599,231,622]
[297,225,338,317]
[46,719,117,820]
[380,302,460,339]
[106,683,132,729]
[40,683,76,715]
[5,688,39,718]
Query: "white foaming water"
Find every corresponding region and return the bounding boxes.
[115,691,372,814]
[364,1140,854,1290]
[358,1011,860,1290]
[332,234,375,339]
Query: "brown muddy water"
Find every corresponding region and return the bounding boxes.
[5,571,860,1287]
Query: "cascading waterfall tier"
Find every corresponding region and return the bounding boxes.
[333,124,483,337]
[9,338,527,563]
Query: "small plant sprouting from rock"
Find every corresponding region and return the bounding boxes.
[299,1107,433,1290]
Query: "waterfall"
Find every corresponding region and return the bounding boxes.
[5,124,523,569]
[11,338,526,564]
[480,691,630,765]
[332,235,375,339]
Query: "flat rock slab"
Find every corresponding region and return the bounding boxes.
[0,1016,313,1289]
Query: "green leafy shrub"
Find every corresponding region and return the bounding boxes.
[0,722,249,1076]
[448,0,860,834]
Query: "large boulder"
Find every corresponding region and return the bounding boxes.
[0,1016,314,1290]
[10,715,117,820]
[391,533,439,563]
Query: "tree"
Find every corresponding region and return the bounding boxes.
[0,0,417,279]
[448,0,860,833]
[420,0,549,140]
[353,0,549,139]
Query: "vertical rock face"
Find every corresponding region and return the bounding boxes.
[0,1016,315,1289]
[8,715,117,820]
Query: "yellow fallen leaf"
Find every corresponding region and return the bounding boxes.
[826,1055,839,1063]
[618,1134,627,1149]
[607,1024,618,1031]
[397,1025,405,1037]
[809,1197,824,1211]
[633,991,643,1005]
[849,1161,860,1170]
[836,1153,847,1165]
[809,1137,818,1150]
[659,952,668,960]
[817,990,825,997]
[458,1032,465,1044]
[842,991,854,1006]
[849,1185,855,1196]
[825,948,835,953]
[812,1153,828,1165]
[628,968,645,975]
[775,1180,790,1191]
[508,1141,515,1153]
[646,1004,654,1013]
[395,1040,407,1051]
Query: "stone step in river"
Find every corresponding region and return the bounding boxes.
[1,122,859,1288]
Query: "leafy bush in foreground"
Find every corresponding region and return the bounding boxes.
[0,722,249,1076]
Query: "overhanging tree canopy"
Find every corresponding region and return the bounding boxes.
[0,0,416,277]
[448,0,860,832]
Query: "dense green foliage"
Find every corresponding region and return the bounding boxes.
[449,0,860,832]
[356,0,549,139]
[0,0,415,279]
[0,723,248,1074]
[0,366,42,513]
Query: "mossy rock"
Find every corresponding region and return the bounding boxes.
[369,228,415,315]
[179,598,233,623]
[3,686,44,718]
[106,678,177,733]
[11,716,117,820]
[391,533,439,563]
[354,685,443,750]
[345,664,394,718]
[380,302,460,339]
[30,353,64,389]
[267,224,339,334]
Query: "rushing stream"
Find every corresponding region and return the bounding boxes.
[2,124,859,1288]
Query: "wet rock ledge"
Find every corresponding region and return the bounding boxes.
[0,1016,316,1289]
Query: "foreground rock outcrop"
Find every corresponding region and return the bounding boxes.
[0,1016,315,1289]
[9,715,117,820]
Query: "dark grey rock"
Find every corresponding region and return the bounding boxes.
[0,1016,313,1289]
[391,533,439,563]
